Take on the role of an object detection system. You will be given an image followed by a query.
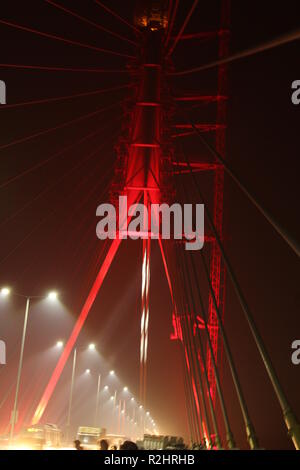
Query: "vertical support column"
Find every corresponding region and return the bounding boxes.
[207,0,231,400]
[140,219,151,406]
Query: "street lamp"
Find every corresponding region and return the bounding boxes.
[109,370,115,376]
[0,287,10,297]
[47,291,58,301]
[88,343,96,351]
[5,288,59,443]
[56,341,64,348]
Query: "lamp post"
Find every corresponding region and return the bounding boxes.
[10,297,30,443]
[113,390,117,434]
[120,387,130,436]
[5,289,58,443]
[139,405,145,439]
[66,348,77,442]
[94,373,101,427]
[65,343,96,442]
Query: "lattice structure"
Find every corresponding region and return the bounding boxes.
[206,0,231,401]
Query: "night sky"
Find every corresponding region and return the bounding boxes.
[0,0,299,449]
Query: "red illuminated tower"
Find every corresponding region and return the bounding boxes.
[32,0,229,426]
[111,3,174,405]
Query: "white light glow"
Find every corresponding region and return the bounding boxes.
[0,287,10,297]
[48,291,58,301]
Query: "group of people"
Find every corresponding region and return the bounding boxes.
[74,438,138,451]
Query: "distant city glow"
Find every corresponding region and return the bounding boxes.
[0,287,10,297]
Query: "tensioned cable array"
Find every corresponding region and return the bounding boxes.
[0,63,128,73]
[0,100,122,152]
[167,0,199,56]
[175,160,259,448]
[0,121,121,229]
[0,83,131,110]
[181,111,300,257]
[45,0,138,46]
[93,0,140,35]
[181,146,300,449]
[0,19,135,59]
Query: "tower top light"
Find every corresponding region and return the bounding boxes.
[134,0,169,30]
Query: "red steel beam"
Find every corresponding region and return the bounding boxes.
[175,95,227,102]
[206,0,231,402]
[173,124,226,130]
[31,238,122,424]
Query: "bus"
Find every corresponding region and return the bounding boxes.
[76,426,105,450]
[15,424,62,450]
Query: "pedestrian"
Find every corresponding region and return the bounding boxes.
[120,440,138,450]
[99,439,109,450]
[74,439,83,450]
